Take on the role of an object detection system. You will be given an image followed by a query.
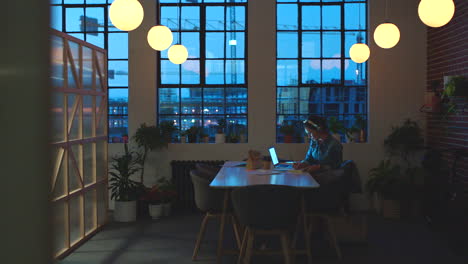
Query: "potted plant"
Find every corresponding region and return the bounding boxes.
[328,117,345,142]
[159,120,178,143]
[367,119,426,218]
[238,126,247,143]
[180,129,188,143]
[215,118,226,143]
[345,126,360,143]
[354,114,367,142]
[441,76,467,119]
[157,178,177,217]
[109,143,144,222]
[133,123,166,183]
[279,123,296,143]
[227,133,240,143]
[143,185,163,220]
[186,126,200,143]
[200,132,209,143]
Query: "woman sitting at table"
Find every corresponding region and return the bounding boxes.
[293,115,343,183]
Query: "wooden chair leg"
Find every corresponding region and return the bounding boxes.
[231,215,242,249]
[280,232,292,264]
[192,213,210,261]
[237,228,249,264]
[244,229,255,264]
[325,216,342,260]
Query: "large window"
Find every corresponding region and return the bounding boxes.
[158,0,248,143]
[276,0,368,143]
[51,0,129,143]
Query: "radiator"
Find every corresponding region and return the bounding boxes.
[171,160,225,212]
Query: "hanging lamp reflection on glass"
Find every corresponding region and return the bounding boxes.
[374,23,400,49]
[147,25,173,51]
[168,44,188,64]
[418,0,455,28]
[350,43,370,63]
[109,0,144,31]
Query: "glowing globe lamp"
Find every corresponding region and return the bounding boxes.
[374,23,400,49]
[147,25,173,51]
[168,44,188,64]
[418,0,455,28]
[350,43,370,63]
[109,0,144,31]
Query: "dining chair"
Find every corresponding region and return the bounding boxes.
[231,185,301,264]
[190,169,241,260]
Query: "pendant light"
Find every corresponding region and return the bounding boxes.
[109,0,144,31]
[168,0,188,64]
[147,0,173,51]
[350,4,370,63]
[418,0,455,28]
[374,0,400,49]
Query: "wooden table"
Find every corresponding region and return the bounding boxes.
[210,161,320,264]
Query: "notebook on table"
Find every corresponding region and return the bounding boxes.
[268,147,294,171]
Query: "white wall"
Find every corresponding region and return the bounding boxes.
[110,0,427,210]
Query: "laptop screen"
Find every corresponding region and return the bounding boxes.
[269,147,279,165]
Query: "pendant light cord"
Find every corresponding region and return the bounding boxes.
[158,0,161,25]
[385,0,389,21]
[177,0,181,44]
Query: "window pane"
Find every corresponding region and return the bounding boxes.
[181,88,202,114]
[322,32,341,58]
[85,7,104,32]
[277,88,298,114]
[162,6,179,31]
[51,6,63,31]
[159,88,180,115]
[206,32,225,58]
[206,6,225,31]
[302,59,320,84]
[109,116,128,140]
[277,4,298,30]
[300,87,322,114]
[204,88,225,114]
[345,59,367,85]
[302,32,320,58]
[161,60,180,84]
[226,6,245,31]
[226,88,247,114]
[108,60,128,87]
[181,116,202,132]
[277,60,298,86]
[183,32,200,58]
[182,60,200,84]
[226,60,245,84]
[277,32,298,58]
[86,33,104,48]
[226,32,245,59]
[322,59,341,84]
[206,60,225,84]
[322,6,341,30]
[182,6,200,30]
[65,8,84,32]
[64,0,84,3]
[345,31,366,58]
[109,89,128,115]
[301,6,320,30]
[345,3,366,30]
[108,33,128,59]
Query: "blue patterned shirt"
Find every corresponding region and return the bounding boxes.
[302,135,343,169]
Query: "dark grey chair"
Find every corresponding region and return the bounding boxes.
[231,185,301,264]
[304,160,361,260]
[195,163,220,182]
[190,169,240,260]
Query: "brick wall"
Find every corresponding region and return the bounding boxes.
[426,0,468,191]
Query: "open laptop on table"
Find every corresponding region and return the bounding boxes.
[269,147,294,171]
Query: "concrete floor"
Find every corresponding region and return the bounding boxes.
[58,212,467,264]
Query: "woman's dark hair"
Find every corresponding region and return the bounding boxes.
[303,115,328,132]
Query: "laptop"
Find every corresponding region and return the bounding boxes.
[268,147,294,170]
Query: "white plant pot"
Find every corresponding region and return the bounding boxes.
[114,200,137,222]
[149,204,164,220]
[215,133,225,143]
[162,203,172,216]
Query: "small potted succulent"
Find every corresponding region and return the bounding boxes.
[327,116,345,142]
[186,126,201,143]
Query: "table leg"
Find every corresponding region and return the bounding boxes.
[217,190,229,264]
